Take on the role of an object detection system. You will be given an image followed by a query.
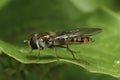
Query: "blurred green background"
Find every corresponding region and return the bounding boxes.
[0,0,120,80]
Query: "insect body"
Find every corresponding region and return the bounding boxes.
[53,34,93,45]
[24,28,102,60]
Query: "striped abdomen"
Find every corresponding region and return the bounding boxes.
[57,35,94,45]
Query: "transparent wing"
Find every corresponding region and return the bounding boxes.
[54,34,77,40]
[56,28,102,36]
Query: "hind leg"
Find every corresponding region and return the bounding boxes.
[66,45,77,60]
[56,45,79,60]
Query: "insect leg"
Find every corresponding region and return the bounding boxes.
[37,48,43,60]
[66,45,77,60]
[56,45,77,60]
[53,47,60,61]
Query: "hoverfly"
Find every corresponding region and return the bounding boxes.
[24,28,102,60]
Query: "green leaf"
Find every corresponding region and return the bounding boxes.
[0,0,120,79]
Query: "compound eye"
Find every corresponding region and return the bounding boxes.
[30,35,38,49]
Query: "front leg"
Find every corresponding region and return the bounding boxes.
[37,47,44,59]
